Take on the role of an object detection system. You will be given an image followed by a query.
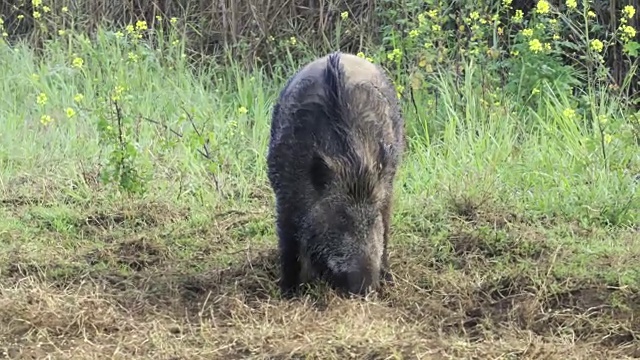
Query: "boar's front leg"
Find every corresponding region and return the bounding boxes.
[276,210,302,298]
[380,194,394,286]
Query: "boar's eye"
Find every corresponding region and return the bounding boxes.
[309,154,332,192]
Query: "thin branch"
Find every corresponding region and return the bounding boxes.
[137,107,222,193]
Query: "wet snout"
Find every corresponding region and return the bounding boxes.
[344,261,380,295]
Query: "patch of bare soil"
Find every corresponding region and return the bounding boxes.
[78,201,188,233]
[84,236,167,271]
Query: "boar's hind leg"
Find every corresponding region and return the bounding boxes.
[276,213,302,298]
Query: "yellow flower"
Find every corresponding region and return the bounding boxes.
[604,133,612,144]
[470,11,480,20]
[238,106,248,115]
[340,11,348,20]
[125,24,134,33]
[36,92,47,105]
[32,11,41,19]
[17,15,24,20]
[356,52,365,58]
[536,0,550,14]
[587,11,596,18]
[73,93,84,103]
[111,86,125,101]
[620,25,636,41]
[522,28,534,37]
[431,24,441,32]
[61,6,69,12]
[72,57,83,68]
[562,108,576,119]
[387,48,402,61]
[170,17,178,24]
[171,39,180,46]
[42,5,50,12]
[427,10,438,18]
[155,15,162,21]
[417,13,426,25]
[598,115,608,125]
[395,84,404,99]
[512,10,524,22]
[135,20,147,31]
[289,36,297,45]
[590,39,604,52]
[40,114,53,126]
[409,29,420,38]
[566,0,577,9]
[32,0,42,7]
[127,52,139,62]
[115,31,123,38]
[65,107,75,118]
[553,33,560,40]
[529,39,543,53]
[2,32,7,38]
[622,5,635,19]
[503,0,513,6]
[58,29,66,36]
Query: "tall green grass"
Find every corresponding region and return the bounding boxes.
[0,26,638,230]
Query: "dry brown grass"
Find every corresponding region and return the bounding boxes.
[1,176,639,359]
[2,248,639,359]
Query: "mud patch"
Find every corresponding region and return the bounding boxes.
[0,195,47,208]
[449,227,547,261]
[3,261,89,284]
[461,276,640,354]
[537,285,640,344]
[85,237,166,271]
[426,224,549,271]
[79,201,187,233]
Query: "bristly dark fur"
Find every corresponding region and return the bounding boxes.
[267,51,405,298]
[317,53,393,204]
[323,52,344,120]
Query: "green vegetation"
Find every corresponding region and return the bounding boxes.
[0,0,639,358]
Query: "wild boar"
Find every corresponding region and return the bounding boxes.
[267,52,405,297]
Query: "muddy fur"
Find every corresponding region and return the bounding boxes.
[267,52,405,297]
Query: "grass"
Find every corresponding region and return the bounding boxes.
[1,27,639,359]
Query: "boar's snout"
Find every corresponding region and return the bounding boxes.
[340,261,380,296]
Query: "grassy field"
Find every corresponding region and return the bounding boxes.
[1,27,639,359]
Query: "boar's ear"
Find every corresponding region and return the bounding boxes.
[309,153,333,192]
